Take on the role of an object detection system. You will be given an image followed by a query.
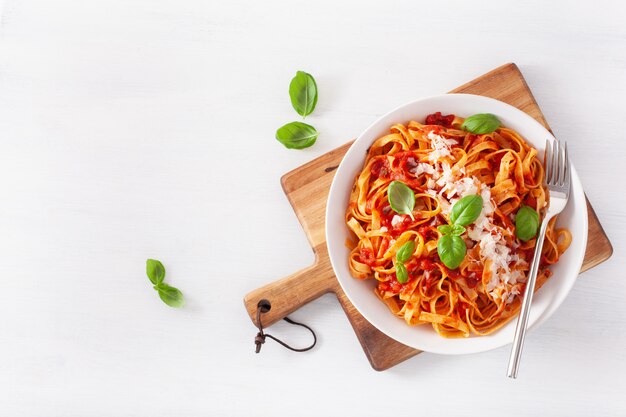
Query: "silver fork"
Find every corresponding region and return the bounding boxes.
[507,139,571,379]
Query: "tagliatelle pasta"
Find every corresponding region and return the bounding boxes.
[345,112,572,338]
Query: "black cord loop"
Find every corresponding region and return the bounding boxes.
[254,299,317,353]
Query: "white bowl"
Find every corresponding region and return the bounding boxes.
[326,94,588,355]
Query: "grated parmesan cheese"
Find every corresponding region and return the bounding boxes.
[465,186,525,303]
[436,162,455,189]
[410,162,436,176]
[391,215,403,227]
[421,147,524,304]
[427,131,457,162]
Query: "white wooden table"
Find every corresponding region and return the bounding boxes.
[0,0,624,415]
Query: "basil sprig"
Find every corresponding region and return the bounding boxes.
[515,205,539,241]
[394,240,415,284]
[461,113,501,134]
[289,71,318,118]
[437,224,466,236]
[146,259,185,308]
[277,71,320,150]
[436,194,484,269]
[388,181,415,220]
[276,121,319,149]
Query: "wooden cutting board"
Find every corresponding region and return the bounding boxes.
[243,63,613,371]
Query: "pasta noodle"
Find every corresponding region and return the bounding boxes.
[345,112,572,338]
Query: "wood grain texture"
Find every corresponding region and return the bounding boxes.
[243,63,613,371]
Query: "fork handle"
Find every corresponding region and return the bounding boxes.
[507,216,552,378]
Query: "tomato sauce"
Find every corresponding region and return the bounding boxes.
[445,267,462,280]
[456,301,470,317]
[379,206,394,229]
[379,278,403,295]
[419,258,438,272]
[379,206,422,238]
[465,272,480,288]
[395,151,417,171]
[425,112,455,128]
[524,194,537,210]
[377,151,423,190]
[491,152,505,171]
[370,158,390,179]
[397,215,419,236]
[359,247,376,267]
[418,224,441,241]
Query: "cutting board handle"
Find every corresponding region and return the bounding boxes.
[243,249,337,328]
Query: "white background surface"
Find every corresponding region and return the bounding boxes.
[0,0,624,415]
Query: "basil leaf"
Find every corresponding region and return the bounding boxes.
[437,234,466,270]
[276,122,318,149]
[289,71,318,118]
[437,225,453,235]
[146,259,165,285]
[388,181,415,220]
[396,241,415,263]
[450,224,466,236]
[461,113,501,134]
[438,224,466,237]
[395,262,408,284]
[515,205,540,242]
[155,283,185,308]
[450,194,483,227]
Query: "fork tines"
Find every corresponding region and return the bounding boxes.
[545,139,570,190]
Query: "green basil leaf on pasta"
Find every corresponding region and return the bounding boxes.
[275,122,319,149]
[146,259,165,285]
[437,234,467,270]
[396,241,415,263]
[450,194,483,227]
[388,181,415,220]
[155,283,185,308]
[289,71,318,118]
[437,225,453,235]
[438,224,466,236]
[395,262,408,284]
[515,204,540,242]
[461,113,501,134]
[450,224,466,236]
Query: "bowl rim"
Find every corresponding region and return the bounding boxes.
[325,93,588,354]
